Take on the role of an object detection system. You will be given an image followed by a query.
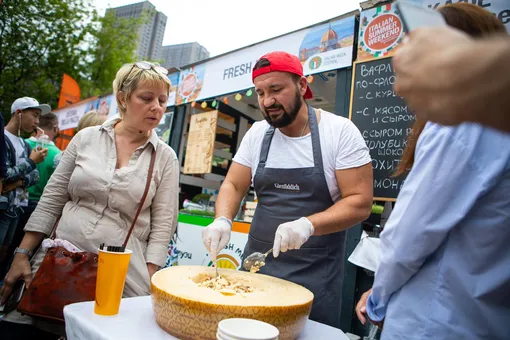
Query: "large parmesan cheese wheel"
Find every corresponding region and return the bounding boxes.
[151,265,314,340]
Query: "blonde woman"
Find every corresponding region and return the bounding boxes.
[0,61,179,338]
[77,109,107,132]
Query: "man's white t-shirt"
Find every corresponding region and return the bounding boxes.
[232,109,371,202]
[5,129,27,162]
[4,129,30,207]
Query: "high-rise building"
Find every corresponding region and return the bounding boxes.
[160,42,210,69]
[106,1,167,61]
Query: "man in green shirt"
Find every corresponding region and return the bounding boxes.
[25,112,61,202]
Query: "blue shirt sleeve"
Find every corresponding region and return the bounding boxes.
[366,122,508,322]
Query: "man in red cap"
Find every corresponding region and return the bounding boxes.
[202,51,373,327]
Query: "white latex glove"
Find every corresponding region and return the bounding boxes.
[202,217,232,261]
[273,217,315,258]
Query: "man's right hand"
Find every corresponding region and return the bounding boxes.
[30,147,48,164]
[0,254,32,305]
[202,217,232,261]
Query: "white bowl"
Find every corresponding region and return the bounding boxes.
[218,318,279,340]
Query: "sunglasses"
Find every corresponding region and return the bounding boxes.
[121,61,169,89]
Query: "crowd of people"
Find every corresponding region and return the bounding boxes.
[0,61,179,339]
[0,103,110,289]
[0,2,507,339]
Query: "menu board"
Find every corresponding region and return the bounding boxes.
[183,110,218,174]
[349,57,415,200]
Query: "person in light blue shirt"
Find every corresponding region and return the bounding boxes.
[355,5,510,339]
[364,121,510,339]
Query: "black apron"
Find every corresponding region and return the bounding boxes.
[243,105,346,328]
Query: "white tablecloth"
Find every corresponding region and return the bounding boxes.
[64,296,349,340]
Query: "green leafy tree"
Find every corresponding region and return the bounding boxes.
[82,10,150,98]
[0,0,148,119]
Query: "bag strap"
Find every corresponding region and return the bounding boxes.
[122,148,156,248]
[50,147,157,246]
[50,219,60,240]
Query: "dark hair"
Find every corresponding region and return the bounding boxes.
[394,4,507,177]
[438,3,506,37]
[38,112,59,130]
[253,58,270,70]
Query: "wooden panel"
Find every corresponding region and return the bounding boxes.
[213,148,233,160]
[183,110,218,174]
[217,118,237,132]
[180,175,221,190]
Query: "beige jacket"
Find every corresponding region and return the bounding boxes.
[5,119,180,332]
[27,118,179,293]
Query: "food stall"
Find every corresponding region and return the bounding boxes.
[58,1,510,338]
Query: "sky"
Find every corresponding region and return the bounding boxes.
[92,0,362,57]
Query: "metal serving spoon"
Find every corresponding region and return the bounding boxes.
[243,248,273,272]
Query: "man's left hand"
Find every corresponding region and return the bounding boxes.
[273,217,314,258]
[356,288,384,328]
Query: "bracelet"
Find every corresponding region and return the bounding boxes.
[14,247,33,257]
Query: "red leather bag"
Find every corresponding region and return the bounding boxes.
[17,149,156,322]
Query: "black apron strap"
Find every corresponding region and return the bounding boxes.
[258,126,275,166]
[307,104,324,172]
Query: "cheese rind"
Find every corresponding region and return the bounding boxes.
[151,266,314,340]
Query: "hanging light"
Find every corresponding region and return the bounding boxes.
[307,75,314,84]
[201,101,207,109]
[246,89,253,97]
[223,97,229,104]
[212,100,217,108]
[235,93,242,101]
[191,102,196,108]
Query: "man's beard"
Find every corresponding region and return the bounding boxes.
[262,89,303,128]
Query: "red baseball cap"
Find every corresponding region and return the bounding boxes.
[252,51,313,99]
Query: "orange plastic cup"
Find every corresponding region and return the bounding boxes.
[94,248,132,316]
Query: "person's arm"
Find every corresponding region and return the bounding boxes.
[309,164,373,235]
[214,162,253,220]
[366,123,506,322]
[3,153,37,183]
[203,124,256,260]
[2,136,80,300]
[394,27,510,132]
[145,155,179,275]
[272,119,373,257]
[273,163,373,256]
[471,37,510,132]
[202,162,252,260]
[22,169,39,188]
[0,231,46,303]
[23,133,80,235]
